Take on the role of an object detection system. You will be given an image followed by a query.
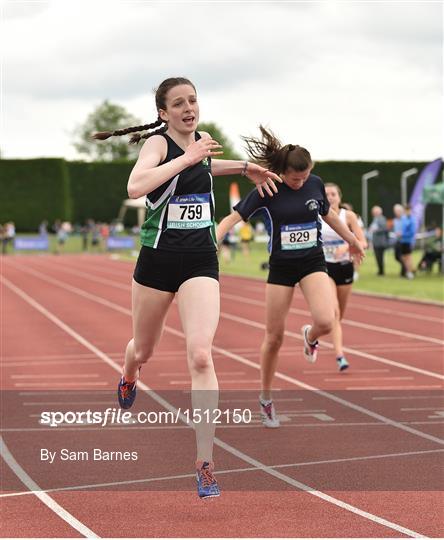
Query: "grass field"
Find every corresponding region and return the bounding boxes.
[5,235,443,303]
[219,242,444,303]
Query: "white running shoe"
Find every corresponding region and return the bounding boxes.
[302,324,319,363]
[259,398,280,428]
[337,356,349,371]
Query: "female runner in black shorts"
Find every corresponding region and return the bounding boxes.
[93,78,281,497]
[321,183,366,371]
[216,126,364,428]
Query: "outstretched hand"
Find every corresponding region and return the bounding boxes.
[245,163,283,198]
[184,138,223,167]
[349,239,366,265]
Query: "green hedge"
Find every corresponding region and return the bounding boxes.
[1,158,442,231]
[67,161,133,225]
[0,158,71,231]
[213,161,433,221]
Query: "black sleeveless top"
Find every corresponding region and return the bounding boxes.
[140,132,217,252]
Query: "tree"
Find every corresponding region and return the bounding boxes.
[72,100,142,161]
[197,122,242,160]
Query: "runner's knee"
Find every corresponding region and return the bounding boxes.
[314,315,333,335]
[134,344,154,365]
[264,331,284,351]
[188,346,212,373]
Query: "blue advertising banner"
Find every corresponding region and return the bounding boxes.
[107,236,135,250]
[14,236,49,251]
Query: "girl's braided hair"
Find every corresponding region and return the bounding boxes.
[92,77,196,144]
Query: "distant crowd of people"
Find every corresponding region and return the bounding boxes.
[42,219,126,254]
[1,208,443,274]
[368,204,442,278]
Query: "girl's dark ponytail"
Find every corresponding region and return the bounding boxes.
[242,125,312,174]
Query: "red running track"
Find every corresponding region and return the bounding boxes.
[1,254,443,538]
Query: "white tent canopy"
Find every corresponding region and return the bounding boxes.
[117,196,147,227]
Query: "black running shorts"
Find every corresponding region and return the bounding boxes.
[326,261,354,286]
[133,247,219,292]
[267,252,328,287]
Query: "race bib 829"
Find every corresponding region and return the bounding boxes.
[280,222,318,250]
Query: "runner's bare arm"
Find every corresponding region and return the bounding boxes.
[128,135,222,198]
[216,211,243,243]
[212,160,282,198]
[324,208,365,263]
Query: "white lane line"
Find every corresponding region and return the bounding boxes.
[221,292,444,345]
[11,374,100,379]
[401,407,444,411]
[347,301,444,324]
[221,310,444,381]
[303,369,390,374]
[347,385,443,391]
[373,395,443,401]
[159,371,245,376]
[2,447,442,499]
[1,353,122,362]
[169,379,261,385]
[14,382,109,388]
[0,437,99,538]
[19,391,113,396]
[1,276,429,538]
[222,278,443,323]
[219,397,303,402]
[5,271,443,446]
[208,334,444,445]
[23,402,115,406]
[11,259,443,344]
[324,377,414,382]
[14,257,442,381]
[2,420,444,434]
[3,360,108,368]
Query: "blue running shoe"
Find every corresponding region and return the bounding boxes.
[196,461,220,499]
[337,357,349,372]
[118,377,137,409]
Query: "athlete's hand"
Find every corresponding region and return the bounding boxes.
[183,138,223,167]
[349,239,365,265]
[335,245,349,260]
[244,163,283,198]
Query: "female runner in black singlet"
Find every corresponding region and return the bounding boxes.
[93,78,281,497]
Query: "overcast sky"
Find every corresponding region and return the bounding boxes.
[1,0,442,162]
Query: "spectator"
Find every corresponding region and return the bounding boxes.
[80,219,93,251]
[400,204,416,279]
[417,227,443,273]
[91,222,101,251]
[392,204,407,277]
[369,206,388,276]
[0,224,6,254]
[219,228,237,264]
[39,220,49,237]
[100,222,110,250]
[55,221,72,255]
[239,221,254,257]
[4,222,16,252]
[342,202,365,280]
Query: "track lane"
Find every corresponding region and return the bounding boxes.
[1,256,442,536]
